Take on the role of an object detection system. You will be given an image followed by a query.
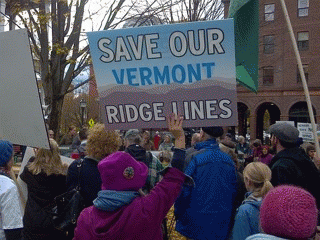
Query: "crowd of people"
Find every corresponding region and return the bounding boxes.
[0,117,320,240]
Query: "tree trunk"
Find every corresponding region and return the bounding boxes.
[48,96,64,141]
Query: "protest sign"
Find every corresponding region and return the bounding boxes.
[0,29,49,148]
[297,122,318,142]
[276,121,295,126]
[87,20,237,129]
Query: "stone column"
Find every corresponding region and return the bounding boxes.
[280,115,289,121]
[249,115,257,141]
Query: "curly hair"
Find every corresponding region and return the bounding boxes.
[86,123,121,160]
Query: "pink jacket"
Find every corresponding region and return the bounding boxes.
[74,168,185,240]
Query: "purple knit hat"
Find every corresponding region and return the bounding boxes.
[98,151,148,191]
[260,185,318,239]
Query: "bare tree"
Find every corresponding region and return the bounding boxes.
[126,0,224,24]
[5,0,171,137]
[3,0,219,137]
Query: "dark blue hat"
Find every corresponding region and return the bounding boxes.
[0,140,13,166]
[202,127,224,138]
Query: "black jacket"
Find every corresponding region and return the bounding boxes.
[20,166,67,240]
[125,144,154,192]
[270,147,320,208]
[125,144,152,167]
[66,157,102,207]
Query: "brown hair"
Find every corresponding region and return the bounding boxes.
[28,139,68,176]
[243,162,273,198]
[86,123,121,160]
[253,139,262,147]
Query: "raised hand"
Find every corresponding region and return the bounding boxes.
[167,114,185,149]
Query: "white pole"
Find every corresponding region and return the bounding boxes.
[279,0,320,156]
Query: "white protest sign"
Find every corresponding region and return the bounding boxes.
[297,122,316,142]
[276,121,295,126]
[87,20,237,130]
[0,29,49,148]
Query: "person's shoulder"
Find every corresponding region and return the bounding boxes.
[239,199,261,213]
[77,205,95,223]
[68,158,79,169]
[0,175,16,191]
[272,154,296,168]
[246,233,287,240]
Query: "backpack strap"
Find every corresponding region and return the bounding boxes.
[76,158,84,190]
[145,151,153,167]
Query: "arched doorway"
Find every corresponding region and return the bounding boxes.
[256,102,281,141]
[289,102,316,124]
[237,102,250,138]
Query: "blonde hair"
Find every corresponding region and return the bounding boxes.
[243,162,273,198]
[28,139,68,176]
[86,123,121,160]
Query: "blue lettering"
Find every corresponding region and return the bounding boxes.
[139,67,153,86]
[187,63,201,83]
[112,69,125,84]
[154,66,170,84]
[202,62,215,78]
[112,62,214,85]
[127,68,139,86]
[172,65,186,83]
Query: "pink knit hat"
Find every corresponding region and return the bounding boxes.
[260,185,318,239]
[98,151,148,191]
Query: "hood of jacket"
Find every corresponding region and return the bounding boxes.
[242,193,262,209]
[125,144,151,167]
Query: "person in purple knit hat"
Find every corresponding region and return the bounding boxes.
[247,185,318,240]
[73,114,192,240]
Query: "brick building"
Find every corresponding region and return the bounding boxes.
[223,0,320,141]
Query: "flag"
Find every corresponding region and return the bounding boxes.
[228,0,259,93]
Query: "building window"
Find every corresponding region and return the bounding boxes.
[297,64,309,83]
[264,4,275,21]
[263,67,274,85]
[297,32,309,51]
[298,0,309,17]
[263,35,275,54]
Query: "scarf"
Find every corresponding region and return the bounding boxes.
[93,190,139,212]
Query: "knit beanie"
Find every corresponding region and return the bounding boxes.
[98,151,148,191]
[202,127,224,138]
[0,140,13,167]
[260,185,318,239]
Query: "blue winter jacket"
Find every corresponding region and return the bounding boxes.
[231,193,262,240]
[174,138,238,240]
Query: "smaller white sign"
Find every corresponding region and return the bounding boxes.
[276,121,295,126]
[297,122,315,142]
